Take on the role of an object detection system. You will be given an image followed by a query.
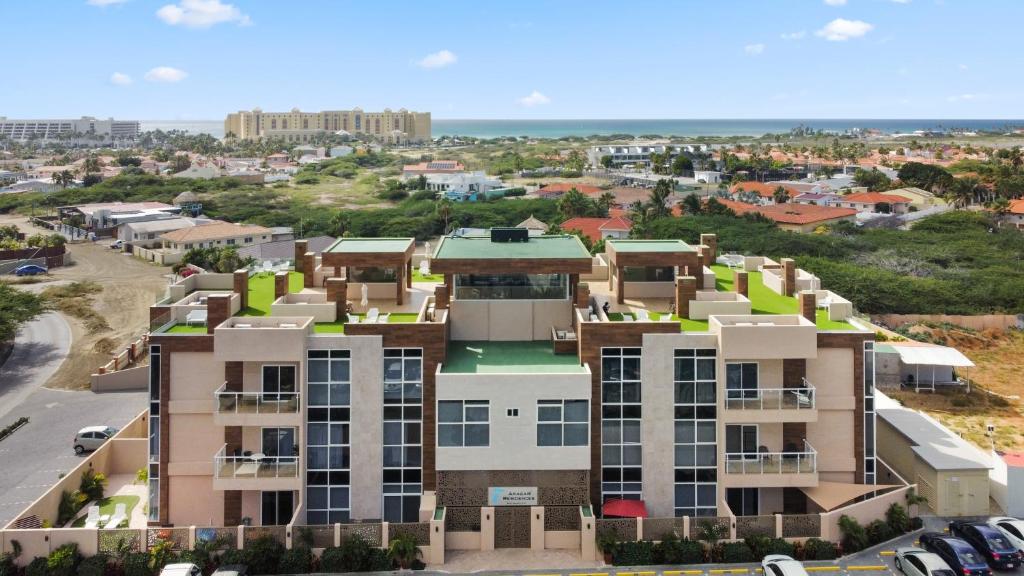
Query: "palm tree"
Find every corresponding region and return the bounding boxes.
[387,532,422,569]
[557,187,591,220]
[435,199,453,233]
[83,156,101,175]
[646,179,674,219]
[596,191,616,216]
[51,170,74,189]
[772,186,789,204]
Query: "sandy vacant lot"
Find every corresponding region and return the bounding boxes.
[0,214,171,390]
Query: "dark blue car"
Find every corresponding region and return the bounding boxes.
[14,264,48,276]
[950,521,1022,570]
[920,532,992,576]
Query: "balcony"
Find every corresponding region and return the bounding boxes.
[722,440,817,488]
[722,379,818,423]
[213,383,301,427]
[212,444,301,491]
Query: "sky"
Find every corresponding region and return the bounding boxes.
[1,0,1022,120]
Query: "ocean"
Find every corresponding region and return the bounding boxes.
[140,118,1024,140]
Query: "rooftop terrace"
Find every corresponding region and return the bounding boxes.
[606,239,695,253]
[433,234,591,260]
[443,341,587,374]
[709,265,854,331]
[325,237,414,254]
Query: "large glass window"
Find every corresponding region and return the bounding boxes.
[383,349,422,523]
[725,363,758,401]
[674,348,718,517]
[306,349,351,524]
[262,365,296,401]
[148,344,161,522]
[622,266,676,282]
[864,341,876,485]
[602,348,642,503]
[349,267,397,283]
[454,273,567,300]
[438,401,489,447]
[537,400,588,447]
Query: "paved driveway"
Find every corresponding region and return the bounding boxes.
[0,312,71,421]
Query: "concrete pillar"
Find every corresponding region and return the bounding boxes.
[407,260,413,288]
[676,276,697,319]
[435,285,449,309]
[616,265,625,304]
[698,245,713,268]
[531,506,545,551]
[233,269,248,310]
[303,252,315,288]
[734,270,749,297]
[325,278,347,320]
[206,293,233,334]
[294,240,308,272]
[285,523,293,550]
[636,517,644,541]
[381,522,389,548]
[781,258,796,296]
[700,233,718,262]
[775,514,783,538]
[480,507,494,551]
[396,267,404,305]
[187,526,196,551]
[237,526,245,550]
[695,254,705,289]
[334,523,341,547]
[580,508,596,562]
[576,282,590,309]
[274,271,289,300]
[429,515,445,565]
[798,290,816,322]
[682,516,690,541]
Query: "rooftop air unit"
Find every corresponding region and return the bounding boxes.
[490,227,529,243]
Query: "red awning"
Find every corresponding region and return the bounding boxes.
[602,498,648,518]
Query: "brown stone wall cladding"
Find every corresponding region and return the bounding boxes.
[223,490,242,527]
[206,527,240,549]
[798,291,816,322]
[339,522,382,544]
[642,517,686,541]
[688,516,731,541]
[431,257,592,275]
[150,306,172,324]
[782,359,806,389]
[244,525,286,546]
[389,522,431,545]
[818,332,873,482]
[206,294,233,334]
[233,270,249,309]
[782,514,821,538]
[148,334,215,526]
[734,271,749,297]
[544,506,582,531]
[445,507,482,532]
[293,525,334,549]
[224,361,243,392]
[274,271,289,299]
[148,527,191,550]
[434,284,450,309]
[325,278,347,317]
[495,507,531,548]
[224,426,242,454]
[782,423,807,451]
[699,234,718,260]
[596,518,637,541]
[346,321,446,490]
[435,470,590,507]
[99,529,142,553]
[676,276,697,319]
[303,253,315,287]
[294,240,308,272]
[781,258,796,296]
[735,515,776,539]
[578,321,680,503]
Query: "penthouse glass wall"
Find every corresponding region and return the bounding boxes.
[306,349,351,523]
[383,348,423,522]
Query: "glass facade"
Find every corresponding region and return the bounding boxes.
[306,350,351,524]
[349,267,397,283]
[148,344,161,522]
[622,266,676,282]
[601,348,642,502]
[454,273,567,300]
[673,348,718,517]
[864,341,876,485]
[383,349,423,522]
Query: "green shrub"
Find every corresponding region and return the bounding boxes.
[217,549,246,566]
[0,540,21,576]
[278,546,313,575]
[655,534,704,564]
[745,536,795,560]
[321,535,391,572]
[838,515,870,553]
[802,538,837,560]
[46,543,79,576]
[57,490,85,526]
[122,552,152,576]
[612,540,655,566]
[293,173,320,185]
[76,554,109,576]
[241,535,284,575]
[78,470,107,502]
[867,520,896,546]
[886,503,910,534]
[719,542,755,563]
[25,557,47,576]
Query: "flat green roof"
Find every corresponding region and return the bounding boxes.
[607,239,695,253]
[325,238,413,254]
[433,235,591,260]
[443,341,587,374]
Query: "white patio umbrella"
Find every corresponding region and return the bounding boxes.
[360,283,368,307]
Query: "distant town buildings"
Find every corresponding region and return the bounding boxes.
[224,107,431,144]
[0,116,139,145]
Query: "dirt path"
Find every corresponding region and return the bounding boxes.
[0,214,171,390]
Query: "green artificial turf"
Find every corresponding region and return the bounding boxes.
[71,495,140,528]
[240,271,304,317]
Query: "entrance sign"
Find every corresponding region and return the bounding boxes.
[488,487,537,506]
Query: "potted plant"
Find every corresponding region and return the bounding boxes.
[388,532,421,570]
[597,530,618,564]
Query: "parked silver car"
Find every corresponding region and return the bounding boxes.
[895,546,957,576]
[73,426,118,454]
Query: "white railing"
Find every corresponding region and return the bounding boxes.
[214,444,300,479]
[725,378,816,410]
[724,440,817,474]
[214,383,299,414]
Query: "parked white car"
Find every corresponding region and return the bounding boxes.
[895,546,956,576]
[989,517,1024,552]
[73,425,118,454]
[159,564,201,576]
[762,555,809,576]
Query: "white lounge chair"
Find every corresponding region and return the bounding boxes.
[660,314,673,322]
[419,260,430,276]
[621,314,633,322]
[636,309,650,321]
[262,261,273,273]
[104,503,127,529]
[377,313,390,324]
[83,506,101,528]
[365,308,380,323]
[185,309,208,326]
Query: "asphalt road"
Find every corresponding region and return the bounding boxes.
[0,312,146,527]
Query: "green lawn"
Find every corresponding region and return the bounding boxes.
[711,264,854,330]
[71,495,139,528]
[240,271,304,317]
[314,321,345,334]
[606,311,710,332]
[412,270,443,283]
[165,324,208,334]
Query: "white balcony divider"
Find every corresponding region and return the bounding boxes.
[724,378,816,410]
[214,382,300,414]
[724,440,816,474]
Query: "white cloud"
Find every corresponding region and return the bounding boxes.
[823,0,847,5]
[518,90,550,107]
[946,93,985,102]
[416,49,457,69]
[890,0,911,3]
[744,43,765,55]
[144,66,188,83]
[110,72,132,85]
[156,0,250,28]
[958,63,969,71]
[781,30,806,40]
[87,0,128,5]
[815,18,874,41]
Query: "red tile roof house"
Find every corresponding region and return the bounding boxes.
[728,181,798,205]
[998,198,1024,230]
[712,198,858,233]
[560,216,631,243]
[836,192,913,215]
[535,182,604,199]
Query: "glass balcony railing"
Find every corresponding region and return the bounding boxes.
[214,444,300,479]
[724,379,816,410]
[724,440,816,474]
[214,383,299,414]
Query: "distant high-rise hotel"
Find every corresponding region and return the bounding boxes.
[224,108,431,144]
[0,116,140,144]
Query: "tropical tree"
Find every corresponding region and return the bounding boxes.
[596,191,616,217]
[772,186,790,204]
[435,199,453,233]
[51,170,74,189]
[83,156,101,175]
[387,532,421,569]
[645,179,674,219]
[680,193,702,215]
[557,187,593,220]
